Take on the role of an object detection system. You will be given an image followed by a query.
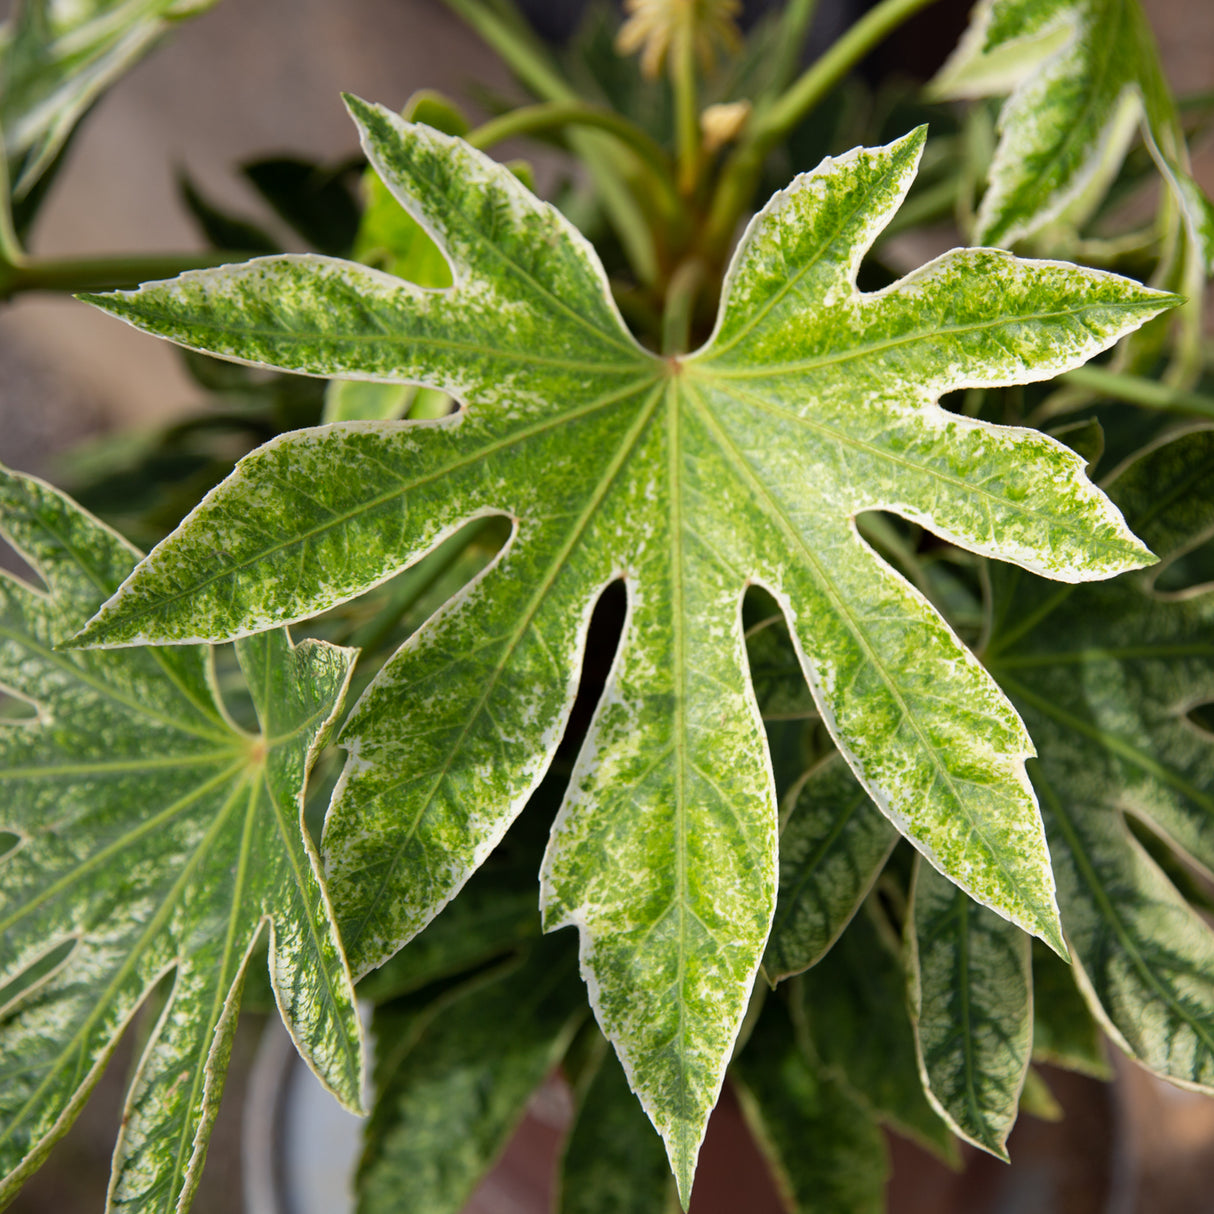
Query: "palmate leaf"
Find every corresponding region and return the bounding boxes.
[985,425,1214,1092]
[73,98,1173,1197]
[0,467,363,1211]
[0,0,221,199]
[932,0,1214,269]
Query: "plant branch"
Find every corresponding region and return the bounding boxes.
[1060,365,1214,419]
[467,102,677,195]
[703,0,941,258]
[0,251,253,300]
[672,25,700,196]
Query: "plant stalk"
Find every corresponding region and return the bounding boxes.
[467,102,678,200]
[704,0,941,258]
[0,250,253,300]
[672,23,701,196]
[1060,365,1214,419]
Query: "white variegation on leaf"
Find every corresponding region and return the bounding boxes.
[73,96,1174,1198]
[933,0,1214,269]
[0,467,364,1213]
[0,0,221,198]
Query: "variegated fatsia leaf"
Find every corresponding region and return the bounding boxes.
[74,97,1174,1199]
[985,425,1214,1093]
[0,0,221,199]
[0,466,364,1212]
[932,0,1214,269]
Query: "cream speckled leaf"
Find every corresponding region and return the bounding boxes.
[986,426,1214,1092]
[0,467,363,1212]
[907,858,1032,1160]
[0,0,220,198]
[933,0,1214,270]
[74,98,1173,1195]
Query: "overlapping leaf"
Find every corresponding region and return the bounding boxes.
[0,0,221,199]
[73,97,1173,1195]
[764,754,897,982]
[359,937,584,1214]
[734,997,889,1214]
[932,0,1214,268]
[985,425,1214,1092]
[906,858,1032,1159]
[0,466,363,1212]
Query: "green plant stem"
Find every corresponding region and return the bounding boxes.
[467,102,677,198]
[762,0,820,102]
[1060,365,1214,419]
[442,0,576,104]
[443,0,660,285]
[672,25,700,197]
[662,258,704,355]
[704,0,941,259]
[0,250,251,300]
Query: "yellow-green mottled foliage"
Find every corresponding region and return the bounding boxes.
[74,96,1174,1196]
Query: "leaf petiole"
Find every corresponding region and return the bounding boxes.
[467,102,679,209]
[704,0,942,259]
[2,251,255,300]
[1059,365,1214,420]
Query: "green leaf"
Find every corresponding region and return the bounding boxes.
[906,858,1032,1159]
[0,0,220,198]
[176,170,279,255]
[764,755,898,982]
[1030,939,1110,1078]
[358,936,585,1214]
[558,1033,675,1214]
[932,0,1214,270]
[242,155,362,257]
[0,467,363,1211]
[74,101,1173,1193]
[986,426,1214,1093]
[797,897,960,1164]
[733,997,889,1214]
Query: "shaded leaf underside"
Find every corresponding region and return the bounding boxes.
[73,97,1172,1190]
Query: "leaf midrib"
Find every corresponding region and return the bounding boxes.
[1035,771,1214,1065]
[697,298,1157,380]
[684,379,1045,933]
[83,373,658,641]
[112,298,646,377]
[0,769,255,1155]
[341,377,668,958]
[710,376,1138,561]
